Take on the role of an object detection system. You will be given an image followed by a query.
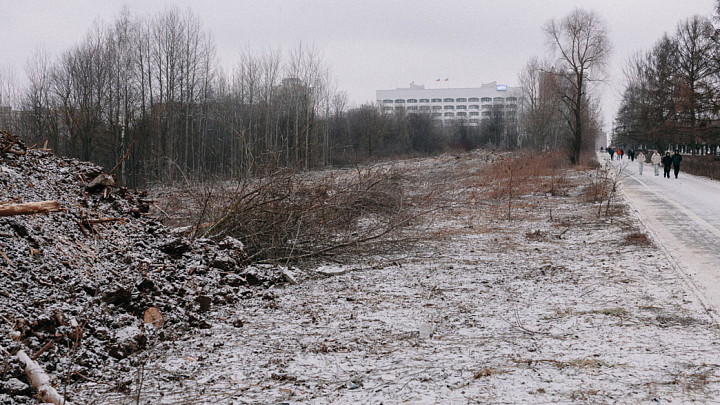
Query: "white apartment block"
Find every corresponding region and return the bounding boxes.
[376,81,520,126]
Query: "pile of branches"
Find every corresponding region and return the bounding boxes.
[202,167,415,263]
[0,131,289,404]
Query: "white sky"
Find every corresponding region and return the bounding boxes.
[1,0,717,133]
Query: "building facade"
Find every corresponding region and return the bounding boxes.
[376,81,521,126]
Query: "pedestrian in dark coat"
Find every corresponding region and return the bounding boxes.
[672,150,683,178]
[628,149,635,162]
[607,147,615,160]
[661,152,673,178]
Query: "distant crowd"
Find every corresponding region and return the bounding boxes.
[603,147,683,178]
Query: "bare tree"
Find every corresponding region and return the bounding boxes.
[518,57,565,150]
[543,8,611,164]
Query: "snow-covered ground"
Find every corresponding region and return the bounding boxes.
[613,154,720,324]
[77,152,720,404]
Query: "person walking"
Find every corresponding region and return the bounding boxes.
[628,149,635,162]
[618,148,624,160]
[607,147,615,160]
[661,151,673,178]
[636,150,645,175]
[651,150,661,176]
[672,150,683,178]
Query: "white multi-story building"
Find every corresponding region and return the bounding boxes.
[376,81,521,126]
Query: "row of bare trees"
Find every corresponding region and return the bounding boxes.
[3,7,483,186]
[614,5,720,154]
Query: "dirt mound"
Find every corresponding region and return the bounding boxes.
[0,132,286,403]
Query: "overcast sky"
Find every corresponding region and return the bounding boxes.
[1,0,717,133]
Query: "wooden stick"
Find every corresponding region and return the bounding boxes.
[2,141,17,153]
[108,139,135,175]
[87,217,126,225]
[17,350,71,405]
[0,248,12,267]
[31,341,54,361]
[0,201,61,217]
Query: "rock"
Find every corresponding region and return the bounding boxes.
[282,267,298,285]
[1,378,31,396]
[86,174,115,193]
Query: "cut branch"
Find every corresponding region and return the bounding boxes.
[0,201,61,217]
[17,350,71,405]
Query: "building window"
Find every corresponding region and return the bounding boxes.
[444,112,454,117]
[482,111,491,117]
[469,119,479,124]
[469,105,480,109]
[407,99,418,103]
[431,98,442,102]
[407,106,418,110]
[443,105,454,110]
[493,97,504,103]
[506,97,517,102]
[419,105,430,110]
[469,111,479,116]
[383,99,393,103]
[481,97,492,102]
[457,112,467,117]
[432,112,442,117]
[395,99,406,103]
[482,105,491,110]
[419,98,430,103]
[443,98,454,102]
[432,105,442,110]
[395,106,404,110]
[468,97,479,102]
[456,98,467,102]
[456,105,467,110]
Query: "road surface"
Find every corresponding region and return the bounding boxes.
[611,155,720,321]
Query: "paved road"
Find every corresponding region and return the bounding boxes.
[610,155,720,319]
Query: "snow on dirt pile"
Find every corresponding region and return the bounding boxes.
[0,132,285,404]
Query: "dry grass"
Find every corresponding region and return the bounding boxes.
[624,232,652,247]
[480,151,572,220]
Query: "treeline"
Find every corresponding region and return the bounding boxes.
[615,5,720,154]
[0,7,519,187]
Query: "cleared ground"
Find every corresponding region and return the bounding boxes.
[77,151,720,404]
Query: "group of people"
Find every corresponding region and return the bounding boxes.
[605,147,639,161]
[606,147,683,178]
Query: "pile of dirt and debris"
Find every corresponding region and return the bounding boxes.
[0,131,289,404]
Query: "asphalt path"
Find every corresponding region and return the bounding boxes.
[609,154,720,321]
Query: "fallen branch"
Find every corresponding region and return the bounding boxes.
[0,201,61,217]
[86,217,126,225]
[32,341,55,361]
[108,139,135,176]
[17,350,71,405]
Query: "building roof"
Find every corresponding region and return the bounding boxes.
[376,81,519,101]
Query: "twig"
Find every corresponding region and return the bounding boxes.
[0,247,12,267]
[108,139,135,176]
[32,341,55,361]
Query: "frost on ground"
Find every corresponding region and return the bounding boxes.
[76,152,720,404]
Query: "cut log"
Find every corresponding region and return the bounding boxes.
[0,201,61,217]
[16,350,71,405]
